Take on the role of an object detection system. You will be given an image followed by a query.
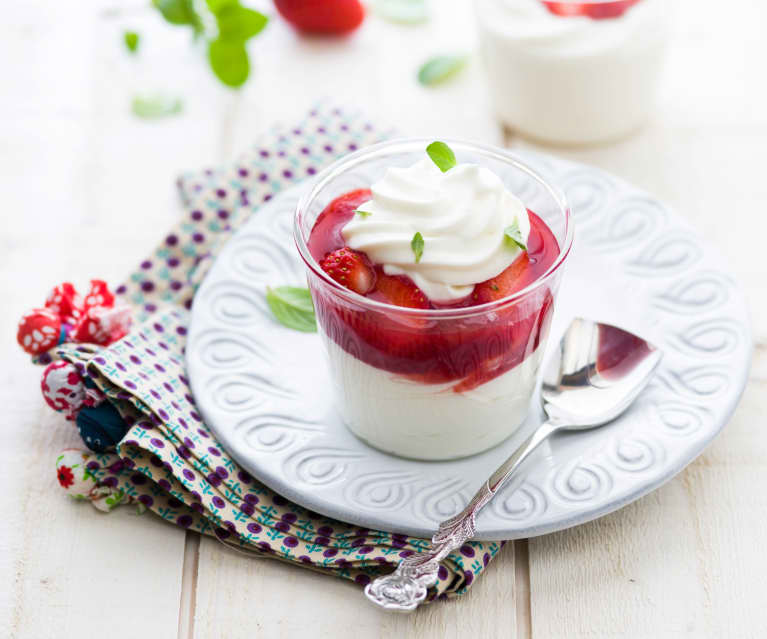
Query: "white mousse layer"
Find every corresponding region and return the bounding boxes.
[475,0,668,144]
[322,334,544,460]
[341,158,530,303]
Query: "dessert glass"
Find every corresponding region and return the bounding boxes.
[294,139,573,460]
[475,0,670,145]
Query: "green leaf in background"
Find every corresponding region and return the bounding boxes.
[131,95,184,119]
[373,0,428,24]
[266,286,317,333]
[153,0,203,32]
[208,39,250,87]
[123,31,140,54]
[411,232,424,263]
[417,55,468,86]
[426,141,456,172]
[213,3,268,41]
[504,220,527,251]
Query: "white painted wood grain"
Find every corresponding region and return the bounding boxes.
[193,536,521,639]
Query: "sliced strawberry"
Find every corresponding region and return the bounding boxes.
[471,254,531,305]
[320,247,375,295]
[274,0,365,35]
[372,271,430,309]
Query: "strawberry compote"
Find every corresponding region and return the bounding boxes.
[308,188,560,392]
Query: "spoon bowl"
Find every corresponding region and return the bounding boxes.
[541,318,662,428]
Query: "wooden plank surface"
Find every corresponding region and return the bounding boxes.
[2,0,765,637]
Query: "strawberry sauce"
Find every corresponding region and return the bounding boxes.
[307,189,561,391]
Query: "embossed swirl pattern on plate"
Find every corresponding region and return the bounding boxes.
[491,481,547,523]
[652,271,732,315]
[586,196,668,254]
[236,414,321,453]
[187,156,751,538]
[344,471,419,512]
[284,447,366,486]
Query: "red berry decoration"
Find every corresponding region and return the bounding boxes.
[82,279,115,311]
[45,282,82,325]
[274,0,365,35]
[17,308,62,356]
[542,0,642,19]
[73,306,131,346]
[41,360,86,418]
[320,247,375,295]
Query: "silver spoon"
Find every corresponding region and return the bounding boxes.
[364,317,662,612]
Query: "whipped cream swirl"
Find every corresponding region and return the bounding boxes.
[341,158,530,303]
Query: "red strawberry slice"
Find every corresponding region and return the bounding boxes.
[274,0,365,35]
[542,0,641,19]
[372,271,430,310]
[320,247,375,295]
[471,254,531,305]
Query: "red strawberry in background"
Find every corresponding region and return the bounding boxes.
[320,247,375,295]
[542,0,641,19]
[274,0,365,35]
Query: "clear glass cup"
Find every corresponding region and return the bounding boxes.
[294,139,573,460]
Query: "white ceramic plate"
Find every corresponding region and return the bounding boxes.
[187,151,751,540]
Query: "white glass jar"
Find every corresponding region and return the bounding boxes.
[475,0,669,145]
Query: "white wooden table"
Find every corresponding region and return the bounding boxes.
[2,1,766,636]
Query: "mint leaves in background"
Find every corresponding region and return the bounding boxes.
[148,0,268,88]
[417,55,467,86]
[373,0,428,24]
[131,95,184,119]
[266,287,317,333]
[124,31,140,54]
[426,141,456,172]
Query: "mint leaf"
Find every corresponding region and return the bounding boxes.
[417,55,467,86]
[426,141,456,173]
[266,286,317,333]
[208,39,249,87]
[214,4,268,41]
[504,220,527,251]
[124,31,140,54]
[411,232,424,263]
[355,209,372,219]
[131,95,183,119]
[152,0,202,32]
[373,0,428,24]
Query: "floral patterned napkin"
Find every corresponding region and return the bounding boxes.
[56,104,506,601]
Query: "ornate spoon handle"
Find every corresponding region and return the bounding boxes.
[364,420,559,612]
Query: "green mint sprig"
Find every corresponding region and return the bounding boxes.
[266,286,317,333]
[355,209,372,219]
[504,220,527,251]
[411,232,424,263]
[150,0,268,88]
[426,141,456,172]
[124,31,140,54]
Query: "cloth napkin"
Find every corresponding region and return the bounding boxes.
[55,104,506,601]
